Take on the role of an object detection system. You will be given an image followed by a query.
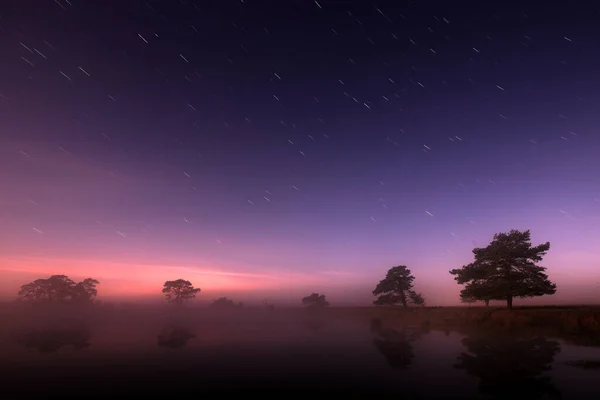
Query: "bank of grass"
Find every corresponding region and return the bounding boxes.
[325,305,600,338]
[3,301,600,341]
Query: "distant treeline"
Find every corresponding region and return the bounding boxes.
[16,229,557,310]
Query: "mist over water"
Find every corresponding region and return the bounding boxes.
[1,304,600,397]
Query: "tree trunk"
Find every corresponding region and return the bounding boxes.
[400,291,407,308]
[506,295,513,310]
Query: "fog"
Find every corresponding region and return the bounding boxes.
[2,302,600,397]
[2,302,375,357]
[1,302,405,394]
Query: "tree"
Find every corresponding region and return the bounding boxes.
[373,266,425,308]
[72,278,100,303]
[210,297,243,309]
[17,275,100,304]
[410,291,426,307]
[460,293,490,307]
[450,229,557,309]
[459,282,493,307]
[162,279,200,305]
[18,275,75,303]
[301,293,330,308]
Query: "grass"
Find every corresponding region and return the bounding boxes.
[319,305,600,337]
[3,301,600,336]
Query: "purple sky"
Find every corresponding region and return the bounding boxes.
[1,0,600,305]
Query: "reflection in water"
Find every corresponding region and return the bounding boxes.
[371,319,423,370]
[157,326,196,349]
[455,335,562,399]
[11,324,92,353]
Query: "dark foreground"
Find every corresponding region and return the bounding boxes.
[2,307,600,398]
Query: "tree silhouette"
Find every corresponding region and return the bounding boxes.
[373,266,425,308]
[459,283,494,307]
[455,335,562,399]
[301,293,330,308]
[450,230,557,309]
[72,278,100,303]
[410,291,426,307]
[210,297,243,309]
[17,275,100,304]
[161,279,200,305]
[460,294,491,307]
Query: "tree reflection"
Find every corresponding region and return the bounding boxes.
[371,319,423,370]
[455,335,562,399]
[157,326,196,349]
[11,324,92,353]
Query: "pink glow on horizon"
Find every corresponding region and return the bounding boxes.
[1,246,599,306]
[0,255,372,301]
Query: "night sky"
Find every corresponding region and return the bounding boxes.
[1,0,600,305]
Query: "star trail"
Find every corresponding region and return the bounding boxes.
[1,0,599,305]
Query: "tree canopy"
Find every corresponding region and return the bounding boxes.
[301,293,330,308]
[17,275,100,304]
[373,266,425,307]
[72,278,101,303]
[460,292,490,307]
[449,229,557,309]
[161,279,201,305]
[458,281,493,307]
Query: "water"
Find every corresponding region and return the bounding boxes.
[1,309,600,398]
